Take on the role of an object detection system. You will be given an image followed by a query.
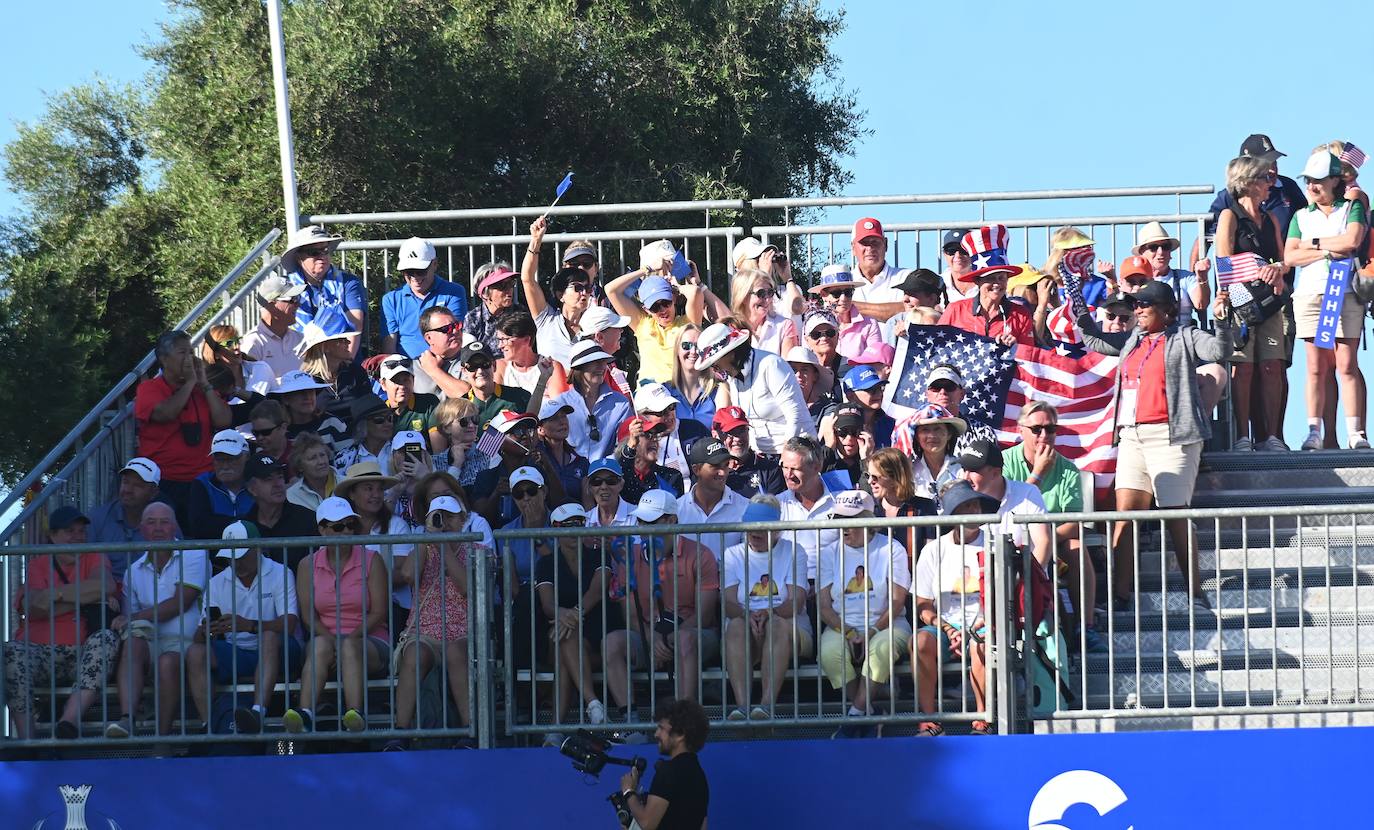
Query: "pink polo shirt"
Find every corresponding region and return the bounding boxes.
[308,545,388,640]
[835,311,883,361]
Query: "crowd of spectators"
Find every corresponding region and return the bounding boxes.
[7,134,1370,747]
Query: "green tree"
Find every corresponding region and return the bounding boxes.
[0,0,859,480]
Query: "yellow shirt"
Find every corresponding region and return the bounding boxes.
[633,314,690,384]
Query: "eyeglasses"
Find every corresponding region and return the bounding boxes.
[587,415,602,444]
[368,413,395,425]
[836,428,859,439]
[1140,243,1171,254]
[824,288,854,299]
[382,358,412,371]
[320,520,359,532]
[213,337,242,349]
[252,423,284,437]
[425,321,461,336]
[554,518,588,528]
[567,282,591,295]
[679,341,698,353]
[648,299,674,314]
[464,362,494,374]
[1105,311,1133,323]
[589,475,621,487]
[568,257,597,269]
[299,246,332,258]
[928,381,958,393]
[513,484,542,500]
[1023,424,1059,436]
[943,244,965,257]
[750,288,776,301]
[809,328,837,340]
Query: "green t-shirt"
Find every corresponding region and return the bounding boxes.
[1001,443,1082,513]
[468,385,532,430]
[394,392,441,435]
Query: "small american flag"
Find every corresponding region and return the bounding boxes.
[1216,253,1266,286]
[1341,144,1366,169]
[475,427,505,457]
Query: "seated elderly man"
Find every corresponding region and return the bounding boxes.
[1000,403,1105,654]
[186,429,255,541]
[87,457,163,581]
[105,502,210,738]
[817,490,911,739]
[4,506,120,739]
[937,225,1038,348]
[380,237,469,359]
[240,275,307,379]
[632,382,708,479]
[243,453,320,571]
[958,439,1052,573]
[603,490,720,715]
[457,342,531,430]
[712,406,786,498]
[185,520,302,734]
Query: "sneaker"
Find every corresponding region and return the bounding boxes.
[726,708,747,722]
[341,708,366,733]
[282,708,312,734]
[614,705,634,723]
[1191,595,1213,614]
[748,706,770,721]
[233,707,263,735]
[103,717,132,739]
[1232,436,1253,452]
[55,720,79,740]
[381,738,408,752]
[1259,436,1290,452]
[1083,628,1109,654]
[1352,434,1372,450]
[543,732,564,748]
[1301,432,1322,451]
[586,700,606,726]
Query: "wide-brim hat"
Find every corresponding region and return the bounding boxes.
[1007,263,1047,290]
[695,323,751,370]
[334,461,400,498]
[296,306,360,356]
[281,225,343,272]
[1131,221,1181,256]
[1052,229,1095,251]
[911,402,967,436]
[784,345,835,393]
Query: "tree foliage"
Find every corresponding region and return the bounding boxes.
[0,0,859,481]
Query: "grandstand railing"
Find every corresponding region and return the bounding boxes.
[10,503,1374,752]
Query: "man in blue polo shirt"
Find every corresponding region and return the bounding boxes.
[381,237,470,358]
[1200,134,1308,247]
[282,225,367,357]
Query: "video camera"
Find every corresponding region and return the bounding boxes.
[559,729,647,777]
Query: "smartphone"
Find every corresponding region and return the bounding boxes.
[670,250,691,280]
[403,444,424,467]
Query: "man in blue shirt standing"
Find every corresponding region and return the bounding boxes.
[282,225,367,357]
[381,237,470,358]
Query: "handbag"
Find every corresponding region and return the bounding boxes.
[52,560,116,635]
[1228,280,1284,325]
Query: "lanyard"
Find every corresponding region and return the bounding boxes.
[1124,334,1164,386]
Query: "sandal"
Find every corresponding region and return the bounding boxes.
[917,721,944,737]
[970,720,994,735]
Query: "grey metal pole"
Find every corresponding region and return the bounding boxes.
[266,0,302,234]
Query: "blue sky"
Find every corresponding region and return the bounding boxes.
[3,0,1374,446]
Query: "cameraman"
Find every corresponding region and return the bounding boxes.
[618,699,710,830]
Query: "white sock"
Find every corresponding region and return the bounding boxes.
[1307,419,1322,434]
[847,704,868,716]
[1347,417,1364,437]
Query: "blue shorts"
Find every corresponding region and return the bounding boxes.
[918,624,986,663]
[209,637,304,685]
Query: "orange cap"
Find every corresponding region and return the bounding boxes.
[1119,255,1152,280]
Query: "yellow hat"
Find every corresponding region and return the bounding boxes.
[1052,229,1095,251]
[1008,263,1047,289]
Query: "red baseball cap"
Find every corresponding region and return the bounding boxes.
[852,217,885,244]
[712,406,749,433]
[615,414,665,443]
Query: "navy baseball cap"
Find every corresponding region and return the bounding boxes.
[942,229,970,253]
[48,505,89,532]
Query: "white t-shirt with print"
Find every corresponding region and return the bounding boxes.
[723,539,808,615]
[819,536,910,630]
[915,530,986,630]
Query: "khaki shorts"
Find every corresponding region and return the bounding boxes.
[1294,291,1365,341]
[1115,423,1203,507]
[622,627,721,670]
[1232,311,1288,364]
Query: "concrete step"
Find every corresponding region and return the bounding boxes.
[1035,709,1374,733]
[1097,607,1374,633]
[1200,448,1374,472]
[1095,625,1374,657]
[1129,564,1374,592]
[1126,584,1374,614]
[1190,487,1374,511]
[1197,448,1374,491]
[1080,665,1374,700]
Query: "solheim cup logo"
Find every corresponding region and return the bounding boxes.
[31,784,123,830]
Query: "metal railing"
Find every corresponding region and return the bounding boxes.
[12,500,1374,752]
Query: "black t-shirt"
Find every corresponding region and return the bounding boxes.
[249,501,320,571]
[648,752,709,830]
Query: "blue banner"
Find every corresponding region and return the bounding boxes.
[1314,257,1354,350]
[7,725,1374,827]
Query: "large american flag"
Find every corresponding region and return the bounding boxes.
[1216,253,1266,286]
[891,325,1119,500]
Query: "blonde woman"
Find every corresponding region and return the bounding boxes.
[667,324,728,431]
[729,267,799,356]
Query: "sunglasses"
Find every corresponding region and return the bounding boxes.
[457,417,477,429]
[320,520,359,532]
[750,288,776,301]
[554,518,588,528]
[587,415,602,443]
[943,244,965,257]
[568,257,597,269]
[252,423,284,437]
[272,296,302,306]
[824,288,854,299]
[299,246,332,258]
[1024,424,1059,436]
[1105,311,1133,323]
[679,341,698,352]
[513,485,542,500]
[425,321,461,336]
[383,358,412,371]
[1140,243,1171,254]
[928,381,958,393]
[509,425,536,437]
[809,328,837,340]
[648,299,674,314]
[836,428,859,439]
[589,475,621,487]
[401,269,429,280]
[1133,299,1160,309]
[369,413,395,425]
[214,337,242,349]
[566,282,591,295]
[485,279,516,293]
[464,361,494,374]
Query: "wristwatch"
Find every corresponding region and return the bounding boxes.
[1312,237,1321,251]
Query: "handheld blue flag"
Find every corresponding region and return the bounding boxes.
[1314,258,1354,351]
[555,172,574,198]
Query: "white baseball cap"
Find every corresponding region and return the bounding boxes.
[426,495,466,516]
[257,275,307,304]
[831,489,875,517]
[379,354,414,382]
[120,457,161,485]
[510,466,545,489]
[273,370,330,394]
[209,429,250,457]
[731,236,777,267]
[580,305,631,335]
[631,489,679,523]
[550,503,587,523]
[391,430,426,452]
[538,399,575,421]
[397,237,436,270]
[633,382,678,415]
[316,496,360,524]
